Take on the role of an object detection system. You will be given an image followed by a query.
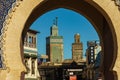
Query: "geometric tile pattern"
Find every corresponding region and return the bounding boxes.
[0,0,16,34]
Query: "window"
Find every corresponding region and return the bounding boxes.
[91,53,93,56]
[33,37,36,48]
[29,36,32,43]
[25,59,30,73]
[78,39,80,43]
[25,60,28,67]
[32,60,35,74]
[91,50,93,52]
[91,47,94,49]
[91,60,94,63]
[91,56,93,59]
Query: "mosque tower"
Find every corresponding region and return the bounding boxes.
[72,33,83,62]
[46,17,63,63]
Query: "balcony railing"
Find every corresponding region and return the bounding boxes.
[24,42,36,48]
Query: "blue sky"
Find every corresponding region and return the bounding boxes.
[30,8,99,59]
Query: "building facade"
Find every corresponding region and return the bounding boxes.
[46,18,63,63]
[24,29,40,80]
[86,41,101,66]
[38,59,86,80]
[72,33,83,62]
[86,40,102,80]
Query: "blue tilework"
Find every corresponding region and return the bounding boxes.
[0,0,16,34]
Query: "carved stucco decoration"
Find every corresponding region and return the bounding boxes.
[0,0,16,32]
[115,0,120,9]
[0,0,22,69]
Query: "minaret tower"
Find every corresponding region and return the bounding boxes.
[46,17,64,63]
[72,33,83,62]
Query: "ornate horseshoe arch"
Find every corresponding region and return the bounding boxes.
[0,0,120,80]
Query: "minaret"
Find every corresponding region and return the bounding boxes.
[72,33,83,62]
[46,17,63,63]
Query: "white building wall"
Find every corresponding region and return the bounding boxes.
[24,30,40,80]
[94,45,101,60]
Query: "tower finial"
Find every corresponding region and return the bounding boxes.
[53,19,55,25]
[55,17,58,26]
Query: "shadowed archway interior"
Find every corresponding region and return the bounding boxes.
[22,0,118,80]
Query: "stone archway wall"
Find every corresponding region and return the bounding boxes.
[0,0,120,80]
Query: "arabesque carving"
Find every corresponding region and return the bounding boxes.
[0,0,22,69]
[115,0,120,8]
